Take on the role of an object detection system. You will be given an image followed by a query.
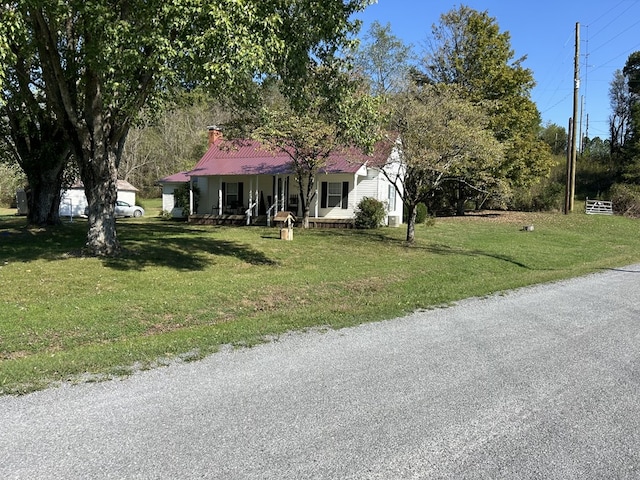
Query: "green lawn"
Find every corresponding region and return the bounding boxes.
[1,206,639,394]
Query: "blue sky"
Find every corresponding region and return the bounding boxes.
[354,0,640,140]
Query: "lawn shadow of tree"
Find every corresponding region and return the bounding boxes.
[309,227,406,245]
[305,227,536,270]
[0,219,277,271]
[422,243,534,270]
[106,222,278,271]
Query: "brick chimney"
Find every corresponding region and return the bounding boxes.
[207,125,223,148]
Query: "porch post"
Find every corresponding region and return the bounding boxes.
[353,173,358,212]
[281,176,286,211]
[189,178,194,215]
[218,181,223,215]
[255,175,259,215]
[274,176,278,213]
[314,184,319,217]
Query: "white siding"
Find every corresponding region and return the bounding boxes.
[161,184,185,217]
[59,189,88,218]
[381,146,405,225]
[317,173,356,219]
[356,168,378,201]
[118,190,136,205]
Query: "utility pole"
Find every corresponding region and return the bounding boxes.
[567,22,580,213]
[579,95,584,153]
[585,113,589,146]
[565,117,573,214]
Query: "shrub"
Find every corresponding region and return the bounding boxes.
[355,197,387,229]
[0,163,25,208]
[610,183,640,217]
[415,203,428,223]
[510,181,564,212]
[174,183,200,216]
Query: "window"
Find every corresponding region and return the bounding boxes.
[321,181,349,209]
[388,185,396,211]
[225,182,238,207]
[221,182,243,211]
[327,182,343,207]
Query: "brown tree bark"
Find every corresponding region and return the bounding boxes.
[405,204,417,244]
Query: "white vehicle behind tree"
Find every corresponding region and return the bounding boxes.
[114,201,144,218]
[85,201,144,218]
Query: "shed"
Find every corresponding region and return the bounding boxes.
[59,180,140,217]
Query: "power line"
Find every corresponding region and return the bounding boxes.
[588,17,640,55]
[576,1,640,141]
[586,0,636,39]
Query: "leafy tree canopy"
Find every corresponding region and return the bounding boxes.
[623,51,640,96]
[0,0,373,255]
[420,6,552,189]
[353,21,413,96]
[385,83,502,242]
[253,70,380,228]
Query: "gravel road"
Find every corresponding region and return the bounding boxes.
[2,266,640,479]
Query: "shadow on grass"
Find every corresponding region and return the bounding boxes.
[0,217,276,271]
[423,243,533,269]
[307,228,531,269]
[601,267,640,273]
[308,227,406,245]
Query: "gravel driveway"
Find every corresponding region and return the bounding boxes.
[2,266,640,479]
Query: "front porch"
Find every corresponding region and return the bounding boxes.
[188,213,354,228]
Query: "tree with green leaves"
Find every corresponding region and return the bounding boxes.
[0,160,24,207]
[119,90,232,197]
[0,6,74,225]
[624,52,640,94]
[0,0,371,255]
[539,123,568,157]
[354,21,413,96]
[0,99,72,224]
[420,6,552,202]
[609,69,632,162]
[620,51,640,183]
[384,84,502,243]
[253,71,379,228]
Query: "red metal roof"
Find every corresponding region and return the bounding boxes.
[186,138,394,177]
[158,172,190,183]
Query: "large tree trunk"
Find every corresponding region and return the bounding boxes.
[10,122,70,226]
[70,70,127,256]
[80,151,120,256]
[25,169,64,226]
[297,171,316,229]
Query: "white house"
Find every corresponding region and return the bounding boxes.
[59,180,139,217]
[159,128,404,227]
[157,171,191,218]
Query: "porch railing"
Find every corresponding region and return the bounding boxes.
[245,202,258,225]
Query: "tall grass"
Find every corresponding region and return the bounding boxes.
[1,208,639,394]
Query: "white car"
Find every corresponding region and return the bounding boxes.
[115,200,144,218]
[84,201,145,218]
